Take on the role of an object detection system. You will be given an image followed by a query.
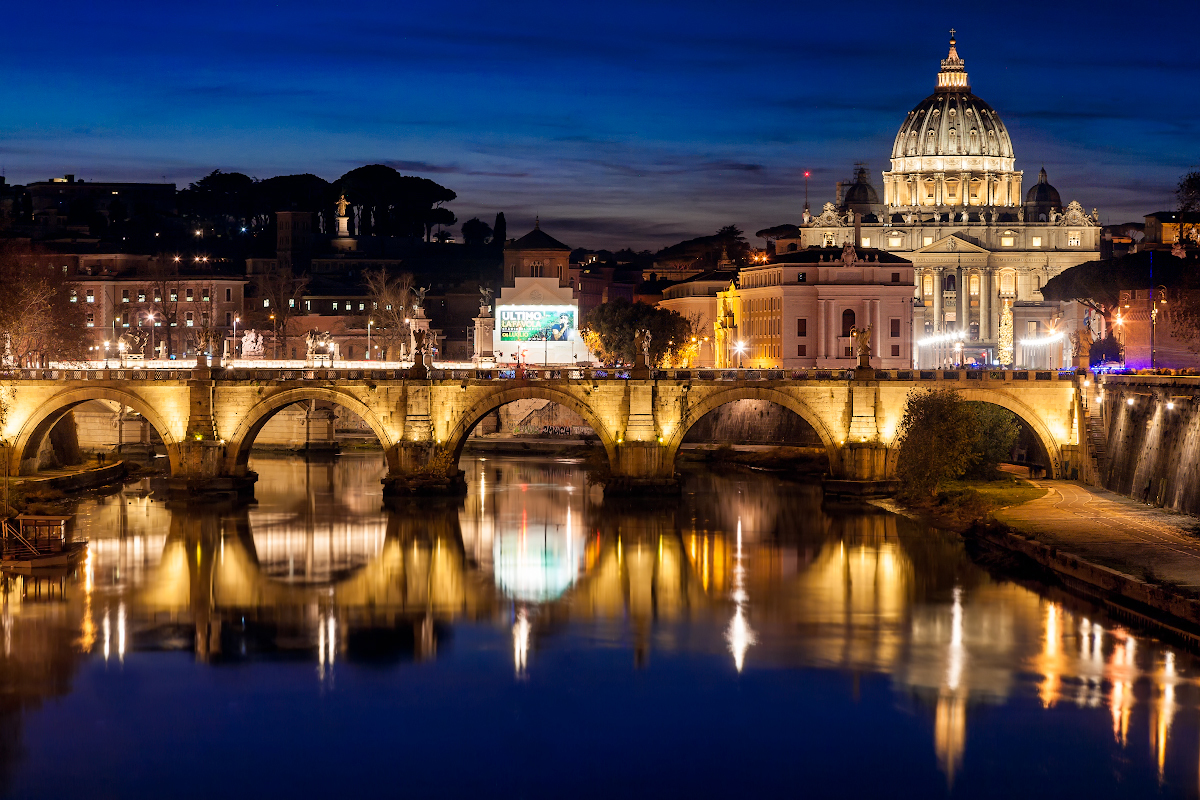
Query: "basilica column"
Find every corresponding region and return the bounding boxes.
[817,299,827,359]
[979,269,991,341]
[932,270,943,332]
[956,266,966,332]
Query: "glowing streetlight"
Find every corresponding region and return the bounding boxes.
[269,313,277,360]
[734,340,746,369]
[367,319,374,361]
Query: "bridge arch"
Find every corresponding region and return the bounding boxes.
[663,386,841,474]
[443,385,619,468]
[10,386,182,476]
[226,387,398,475]
[956,388,1064,478]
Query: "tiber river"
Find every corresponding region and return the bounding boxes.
[2,454,1199,798]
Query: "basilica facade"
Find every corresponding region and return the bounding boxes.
[772,33,1100,368]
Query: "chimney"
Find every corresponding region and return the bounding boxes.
[854,212,862,247]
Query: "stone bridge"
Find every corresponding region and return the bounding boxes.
[1,364,1087,498]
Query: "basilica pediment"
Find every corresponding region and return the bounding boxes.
[911,234,991,255]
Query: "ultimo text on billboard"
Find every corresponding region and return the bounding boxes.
[498,305,577,342]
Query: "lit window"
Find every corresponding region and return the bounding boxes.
[888,237,903,247]
[923,274,934,295]
[1000,272,1015,295]
[970,275,979,296]
[923,236,933,246]
[358,303,365,311]
[289,298,295,308]
[263,299,270,308]
[1031,236,1042,247]
[86,313,94,327]
[138,291,146,302]
[121,289,130,303]
[86,290,94,303]
[185,312,194,327]
[186,288,194,301]
[70,290,78,303]
[860,237,870,247]
[332,302,340,311]
[202,289,210,302]
[1068,231,1081,246]
[1001,236,1014,247]
[170,289,178,302]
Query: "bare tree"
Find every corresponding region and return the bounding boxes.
[139,258,184,358]
[0,242,87,367]
[250,267,309,358]
[363,269,415,360]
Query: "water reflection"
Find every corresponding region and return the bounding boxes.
[4,454,1200,795]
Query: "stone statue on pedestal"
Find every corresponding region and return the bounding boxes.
[851,325,873,368]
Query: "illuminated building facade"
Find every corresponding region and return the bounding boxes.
[775,33,1101,368]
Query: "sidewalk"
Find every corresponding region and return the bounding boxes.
[996,481,1200,592]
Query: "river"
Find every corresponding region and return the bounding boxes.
[1,453,1197,798]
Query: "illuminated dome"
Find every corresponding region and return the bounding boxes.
[882,33,1023,211]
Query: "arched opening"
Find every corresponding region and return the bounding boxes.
[227,389,398,478]
[445,387,617,471]
[841,309,855,337]
[11,388,180,477]
[675,398,830,475]
[665,388,840,478]
[958,392,1060,479]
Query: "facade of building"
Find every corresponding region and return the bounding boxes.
[656,270,735,367]
[775,34,1101,368]
[714,244,915,369]
[492,222,590,365]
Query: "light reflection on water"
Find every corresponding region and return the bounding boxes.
[0,453,1198,797]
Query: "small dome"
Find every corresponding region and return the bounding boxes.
[839,166,883,217]
[1025,167,1062,207]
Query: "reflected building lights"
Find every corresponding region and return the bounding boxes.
[725,518,755,673]
[513,607,530,676]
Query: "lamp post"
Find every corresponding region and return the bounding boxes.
[233,315,239,359]
[735,341,745,369]
[102,340,111,368]
[270,313,277,360]
[143,312,155,361]
[367,319,373,361]
[1151,286,1167,370]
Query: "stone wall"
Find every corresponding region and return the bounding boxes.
[683,399,823,446]
[1100,376,1200,514]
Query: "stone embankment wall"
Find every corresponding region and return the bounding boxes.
[1099,376,1200,514]
[682,399,823,446]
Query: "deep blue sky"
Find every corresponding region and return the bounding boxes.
[2,0,1195,249]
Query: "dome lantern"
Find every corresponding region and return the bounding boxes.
[936,30,970,91]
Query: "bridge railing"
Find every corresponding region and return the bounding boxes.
[2,365,1090,383]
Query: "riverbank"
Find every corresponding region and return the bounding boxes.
[897,477,1200,644]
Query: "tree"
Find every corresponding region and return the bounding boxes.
[493,212,507,247]
[963,403,1021,479]
[334,165,457,241]
[461,217,493,247]
[894,389,978,498]
[139,259,184,358]
[755,224,802,241]
[0,242,87,367]
[249,267,309,358]
[1041,250,1192,325]
[581,298,692,366]
[363,269,415,361]
[1177,169,1200,245]
[179,170,256,235]
[654,225,750,270]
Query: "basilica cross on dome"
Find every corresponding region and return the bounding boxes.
[949,28,956,40]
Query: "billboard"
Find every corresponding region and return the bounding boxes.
[498,305,577,342]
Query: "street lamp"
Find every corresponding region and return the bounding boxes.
[270,313,277,360]
[1151,286,1167,370]
[367,319,373,361]
[735,340,746,369]
[232,315,239,359]
[145,312,156,360]
[102,340,111,367]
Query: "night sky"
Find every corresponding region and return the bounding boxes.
[3,0,1195,249]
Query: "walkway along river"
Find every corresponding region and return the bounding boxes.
[2,454,1200,798]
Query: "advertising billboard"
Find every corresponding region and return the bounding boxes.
[498,305,577,342]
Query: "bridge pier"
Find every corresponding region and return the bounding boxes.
[823,442,898,498]
[605,441,680,495]
[381,442,467,498]
[168,440,257,503]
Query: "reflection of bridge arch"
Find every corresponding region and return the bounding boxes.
[957,388,1062,478]
[226,387,398,474]
[10,386,181,475]
[444,385,618,466]
[663,386,840,472]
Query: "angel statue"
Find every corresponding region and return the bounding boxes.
[851,325,873,367]
[334,194,350,217]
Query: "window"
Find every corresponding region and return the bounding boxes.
[923,274,934,296]
[969,321,979,340]
[332,302,340,311]
[263,299,270,308]
[359,303,365,311]
[186,288,194,301]
[891,345,900,357]
[70,290,78,303]
[225,312,232,326]
[970,275,979,296]
[121,313,129,327]
[797,344,807,357]
[170,289,178,302]
[797,272,806,283]
[121,289,130,303]
[289,298,295,308]
[225,288,232,302]
[888,236,903,248]
[1000,271,1015,295]
[861,237,870,247]
[1001,236,1014,247]
[1027,321,1039,335]
[890,318,900,337]
[155,291,162,302]
[1068,231,1081,246]
[86,313,94,327]
[138,290,146,302]
[62,265,68,274]
[185,312,194,327]
[1031,236,1042,247]
[841,309,855,337]
[891,272,900,283]
[86,289,94,303]
[945,274,957,292]
[923,236,934,246]
[305,300,311,311]
[844,346,853,357]
[202,289,210,302]
[822,233,836,246]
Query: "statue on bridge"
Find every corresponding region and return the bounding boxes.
[241,330,265,359]
[850,325,872,368]
[117,330,146,358]
[305,330,337,363]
